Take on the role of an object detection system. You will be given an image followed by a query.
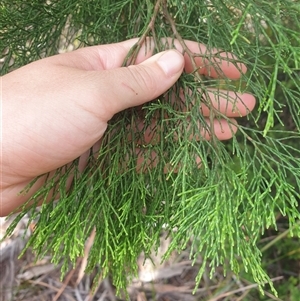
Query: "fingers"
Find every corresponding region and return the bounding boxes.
[53,38,247,80]
[158,39,247,79]
[126,87,254,146]
[181,40,246,79]
[200,90,256,117]
[90,50,184,120]
[128,117,238,149]
[51,38,151,70]
[51,38,249,122]
[174,88,256,118]
[133,119,237,173]
[133,38,247,79]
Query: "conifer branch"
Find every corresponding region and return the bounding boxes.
[1,0,300,296]
[123,0,163,66]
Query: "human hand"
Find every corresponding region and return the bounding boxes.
[1,38,255,216]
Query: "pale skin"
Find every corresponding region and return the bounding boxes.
[0,38,256,216]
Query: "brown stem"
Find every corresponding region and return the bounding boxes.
[123,0,163,66]
[162,1,202,81]
[162,2,218,144]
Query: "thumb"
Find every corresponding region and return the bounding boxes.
[97,49,184,119]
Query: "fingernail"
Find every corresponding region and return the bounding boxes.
[156,50,184,76]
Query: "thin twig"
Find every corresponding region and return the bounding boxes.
[86,272,104,301]
[162,1,219,145]
[27,279,76,301]
[124,0,163,66]
[52,258,82,301]
[162,0,202,81]
[261,221,300,253]
[76,227,96,286]
[207,276,283,301]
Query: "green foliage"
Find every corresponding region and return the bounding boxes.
[1,0,300,296]
[277,277,300,301]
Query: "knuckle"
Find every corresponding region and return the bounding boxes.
[126,65,158,96]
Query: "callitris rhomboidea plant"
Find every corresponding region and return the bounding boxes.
[1,0,300,296]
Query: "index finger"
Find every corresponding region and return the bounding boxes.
[52,37,246,80]
[130,38,247,80]
[169,39,247,79]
